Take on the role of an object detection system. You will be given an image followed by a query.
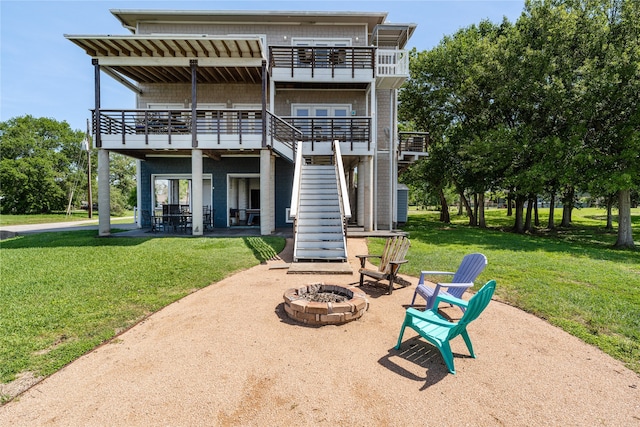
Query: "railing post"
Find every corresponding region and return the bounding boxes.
[167,110,172,145]
[191,59,198,148]
[262,59,268,148]
[121,111,125,145]
[144,110,149,145]
[92,58,101,148]
[351,47,355,78]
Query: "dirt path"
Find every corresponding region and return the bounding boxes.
[1,238,638,426]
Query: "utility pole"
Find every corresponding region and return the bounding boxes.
[86,119,93,219]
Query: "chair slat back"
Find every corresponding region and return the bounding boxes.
[448,280,496,338]
[379,236,410,273]
[451,253,488,287]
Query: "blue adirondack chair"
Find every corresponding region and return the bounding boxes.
[410,253,487,312]
[396,280,497,374]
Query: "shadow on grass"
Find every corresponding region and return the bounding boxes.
[242,236,286,263]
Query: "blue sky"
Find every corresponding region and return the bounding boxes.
[1,0,525,132]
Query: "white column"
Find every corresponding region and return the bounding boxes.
[364,156,374,231]
[260,149,274,235]
[238,178,248,222]
[370,83,377,230]
[357,159,365,226]
[136,160,142,228]
[97,149,110,236]
[191,149,203,235]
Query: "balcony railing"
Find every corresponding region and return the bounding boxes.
[283,117,371,151]
[94,109,299,143]
[399,132,430,153]
[377,49,409,77]
[269,46,375,79]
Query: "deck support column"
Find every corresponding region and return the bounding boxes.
[97,149,110,236]
[260,149,275,235]
[364,155,374,231]
[192,149,203,235]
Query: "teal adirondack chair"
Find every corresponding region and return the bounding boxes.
[395,280,496,374]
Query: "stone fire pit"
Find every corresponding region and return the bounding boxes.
[283,283,369,325]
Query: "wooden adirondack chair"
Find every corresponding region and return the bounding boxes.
[356,236,410,295]
[396,280,496,374]
[410,253,488,313]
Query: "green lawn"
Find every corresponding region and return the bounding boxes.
[0,231,285,386]
[369,207,640,373]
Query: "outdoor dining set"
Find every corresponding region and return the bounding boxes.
[148,204,213,234]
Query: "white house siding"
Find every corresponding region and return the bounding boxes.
[136,22,369,49]
[374,90,396,229]
[137,84,263,109]
[273,91,367,117]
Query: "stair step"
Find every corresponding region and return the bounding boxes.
[296,233,344,241]
[299,211,341,219]
[300,191,338,198]
[300,188,338,201]
[297,204,340,212]
[300,184,337,190]
[297,225,343,233]
[296,240,345,249]
[302,167,334,171]
[297,220,343,229]
[296,249,347,259]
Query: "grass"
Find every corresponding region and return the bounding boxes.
[0,231,285,384]
[369,207,640,373]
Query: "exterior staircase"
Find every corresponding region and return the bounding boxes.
[293,163,348,261]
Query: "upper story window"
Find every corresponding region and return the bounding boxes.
[290,38,352,47]
[291,38,351,67]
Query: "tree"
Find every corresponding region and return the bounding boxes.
[0,116,85,214]
[400,0,637,247]
[109,153,137,212]
[399,21,513,226]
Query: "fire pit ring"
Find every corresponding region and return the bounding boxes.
[283,283,369,325]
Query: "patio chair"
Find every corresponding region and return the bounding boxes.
[396,279,497,374]
[356,235,410,295]
[410,253,487,312]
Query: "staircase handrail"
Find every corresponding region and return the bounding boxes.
[333,140,352,219]
[289,141,303,220]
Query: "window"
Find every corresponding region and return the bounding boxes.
[291,38,351,67]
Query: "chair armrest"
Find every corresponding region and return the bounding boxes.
[389,260,408,265]
[418,271,454,285]
[433,293,469,309]
[436,282,474,288]
[356,254,380,268]
[406,307,454,326]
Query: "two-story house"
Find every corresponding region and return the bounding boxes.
[66,9,425,261]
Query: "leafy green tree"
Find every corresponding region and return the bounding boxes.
[109,153,137,210]
[401,0,637,247]
[0,116,85,214]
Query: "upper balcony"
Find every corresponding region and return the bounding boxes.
[269,46,408,88]
[398,131,429,168]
